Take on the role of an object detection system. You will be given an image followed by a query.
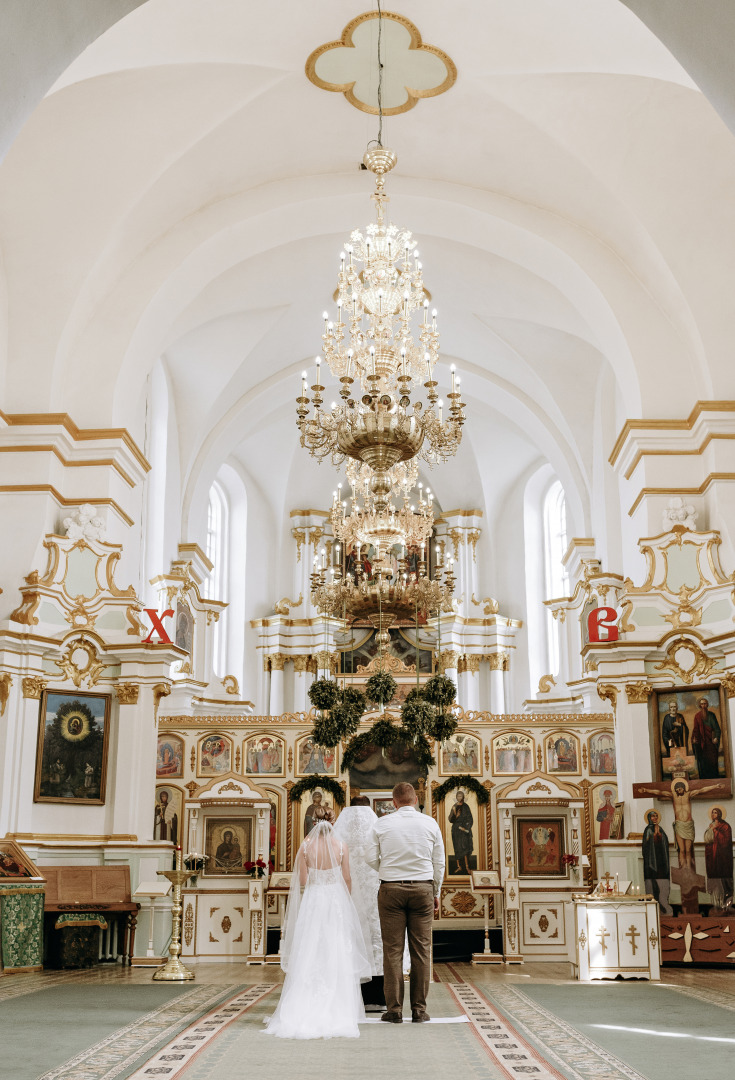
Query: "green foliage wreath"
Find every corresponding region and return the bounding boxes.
[289,775,345,806]
[307,678,340,711]
[433,774,490,805]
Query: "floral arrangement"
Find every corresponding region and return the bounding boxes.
[289,775,346,805]
[432,775,490,805]
[244,858,267,878]
[307,677,340,712]
[364,671,397,706]
[561,854,579,868]
[183,853,208,873]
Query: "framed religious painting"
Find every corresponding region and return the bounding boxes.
[156,733,184,779]
[347,738,426,790]
[370,793,397,818]
[290,787,343,857]
[203,817,252,876]
[197,733,232,777]
[154,783,184,847]
[442,788,482,880]
[0,840,43,880]
[175,601,194,656]
[652,684,729,782]
[545,731,580,774]
[243,733,286,778]
[439,732,482,777]
[592,782,618,842]
[294,735,339,778]
[588,730,616,776]
[34,690,111,804]
[491,731,534,775]
[609,801,625,841]
[517,817,565,877]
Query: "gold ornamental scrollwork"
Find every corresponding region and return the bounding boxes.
[153,682,171,717]
[274,594,302,616]
[625,681,653,705]
[9,573,42,626]
[116,683,139,705]
[653,637,722,685]
[487,652,509,672]
[447,528,462,561]
[54,638,105,689]
[222,675,239,696]
[183,903,194,948]
[449,890,478,916]
[466,530,481,561]
[538,674,556,694]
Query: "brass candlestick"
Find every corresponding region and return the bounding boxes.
[152,847,195,981]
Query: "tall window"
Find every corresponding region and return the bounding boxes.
[543,479,568,674]
[204,481,228,674]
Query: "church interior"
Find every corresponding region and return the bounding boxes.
[2,2,735,1077]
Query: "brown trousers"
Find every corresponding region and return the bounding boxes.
[378,882,434,1016]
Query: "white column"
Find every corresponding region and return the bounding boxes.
[488,654,506,713]
[269,654,285,717]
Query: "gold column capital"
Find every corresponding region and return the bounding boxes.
[22,675,47,699]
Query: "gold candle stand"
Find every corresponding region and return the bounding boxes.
[152,847,195,981]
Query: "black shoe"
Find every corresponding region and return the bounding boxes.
[412,1011,431,1023]
[381,1012,403,1024]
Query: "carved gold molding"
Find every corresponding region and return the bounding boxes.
[719,674,735,698]
[538,674,556,694]
[0,673,11,716]
[222,675,239,696]
[487,652,510,672]
[116,683,139,705]
[597,683,618,711]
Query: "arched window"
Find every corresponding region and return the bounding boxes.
[204,481,228,674]
[543,479,568,674]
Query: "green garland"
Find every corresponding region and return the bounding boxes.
[397,729,435,768]
[308,677,340,711]
[341,719,400,772]
[429,711,458,742]
[289,775,345,806]
[312,701,362,747]
[423,673,457,707]
[432,774,489,805]
[365,671,397,705]
[400,698,436,738]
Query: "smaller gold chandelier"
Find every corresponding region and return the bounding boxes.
[330,477,434,564]
[310,542,455,623]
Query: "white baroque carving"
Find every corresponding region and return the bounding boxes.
[63,503,106,541]
[662,497,697,532]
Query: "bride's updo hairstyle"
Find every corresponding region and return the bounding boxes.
[322,807,336,824]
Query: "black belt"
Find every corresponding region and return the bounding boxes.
[380,879,432,885]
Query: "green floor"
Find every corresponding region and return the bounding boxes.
[0,982,232,1080]
[517,983,735,1080]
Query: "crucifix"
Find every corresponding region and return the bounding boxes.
[599,871,614,892]
[625,925,640,955]
[633,776,728,912]
[596,926,610,956]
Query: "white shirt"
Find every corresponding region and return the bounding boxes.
[365,806,445,897]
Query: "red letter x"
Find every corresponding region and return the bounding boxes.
[142,608,174,644]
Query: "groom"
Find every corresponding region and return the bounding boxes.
[365,782,445,1023]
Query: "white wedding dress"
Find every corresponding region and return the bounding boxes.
[264,821,373,1040]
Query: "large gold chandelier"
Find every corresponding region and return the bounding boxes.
[296,147,466,512]
[331,479,434,559]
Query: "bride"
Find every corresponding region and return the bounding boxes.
[264,810,373,1039]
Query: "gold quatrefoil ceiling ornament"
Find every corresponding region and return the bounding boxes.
[306,10,456,116]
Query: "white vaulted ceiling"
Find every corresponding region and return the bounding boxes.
[1,0,735,556]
